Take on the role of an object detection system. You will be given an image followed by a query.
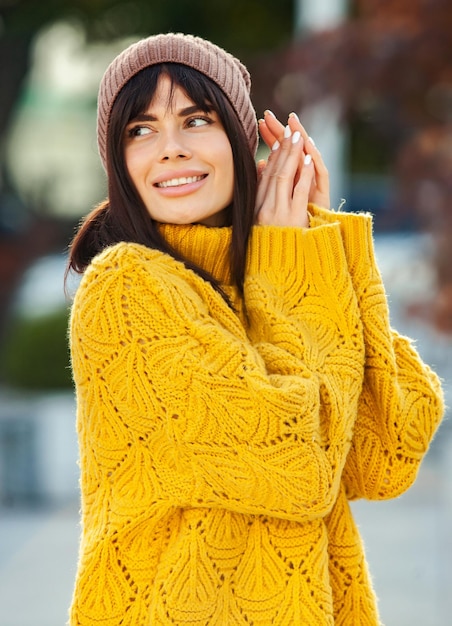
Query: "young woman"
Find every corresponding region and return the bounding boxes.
[68,33,444,625]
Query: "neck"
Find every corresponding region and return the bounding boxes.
[159,222,233,286]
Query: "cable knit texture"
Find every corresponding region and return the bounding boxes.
[69,206,444,625]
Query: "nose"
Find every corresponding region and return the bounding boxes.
[158,129,192,162]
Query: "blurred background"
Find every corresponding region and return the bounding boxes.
[0,1,451,625]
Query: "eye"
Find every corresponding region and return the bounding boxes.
[127,125,152,138]
[186,115,212,128]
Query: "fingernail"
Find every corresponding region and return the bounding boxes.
[289,112,300,122]
[258,118,265,125]
[304,154,312,165]
[308,136,316,146]
[292,131,301,144]
[272,140,280,151]
[265,109,276,118]
[284,125,292,139]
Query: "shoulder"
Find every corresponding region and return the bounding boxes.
[71,242,216,329]
[87,241,172,278]
[71,243,177,318]
[77,241,190,297]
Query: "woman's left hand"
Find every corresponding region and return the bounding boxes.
[258,110,330,211]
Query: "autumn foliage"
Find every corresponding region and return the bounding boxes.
[251,0,452,332]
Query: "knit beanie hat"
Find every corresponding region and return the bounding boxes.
[97,32,258,169]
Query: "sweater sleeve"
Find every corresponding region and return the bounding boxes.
[309,205,445,500]
[70,227,362,527]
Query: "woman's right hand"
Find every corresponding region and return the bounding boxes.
[255,117,313,227]
[255,111,330,227]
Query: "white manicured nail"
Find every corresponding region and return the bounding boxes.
[272,140,280,151]
[292,131,301,144]
[308,136,316,146]
[265,109,276,118]
[304,154,312,165]
[284,125,291,139]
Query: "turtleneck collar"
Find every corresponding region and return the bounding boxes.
[159,222,233,286]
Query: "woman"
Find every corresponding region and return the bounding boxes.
[68,33,444,625]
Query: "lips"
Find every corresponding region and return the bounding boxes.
[154,174,207,188]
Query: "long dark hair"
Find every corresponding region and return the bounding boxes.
[67,63,257,299]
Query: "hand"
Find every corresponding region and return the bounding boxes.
[258,110,330,213]
[255,116,312,227]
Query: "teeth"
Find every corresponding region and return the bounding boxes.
[157,175,204,188]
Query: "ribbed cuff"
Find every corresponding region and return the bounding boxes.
[246,221,348,288]
[308,204,379,285]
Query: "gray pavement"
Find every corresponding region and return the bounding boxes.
[0,502,79,626]
[0,430,450,626]
[0,232,451,626]
[352,434,452,626]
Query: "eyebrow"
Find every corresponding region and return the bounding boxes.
[129,104,211,123]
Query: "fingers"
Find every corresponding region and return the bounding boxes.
[308,140,330,209]
[256,124,312,227]
[256,109,329,223]
[286,112,330,210]
[258,110,285,149]
[302,135,330,210]
[258,110,309,151]
[256,159,267,179]
[258,118,277,151]
[256,123,297,216]
[287,112,310,145]
[293,154,315,223]
[273,128,305,218]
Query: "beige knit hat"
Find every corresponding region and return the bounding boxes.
[97,32,258,168]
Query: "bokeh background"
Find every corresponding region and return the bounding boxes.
[0,1,451,625]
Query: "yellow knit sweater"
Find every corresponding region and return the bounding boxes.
[69,205,443,625]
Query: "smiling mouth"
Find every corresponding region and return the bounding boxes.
[155,175,207,188]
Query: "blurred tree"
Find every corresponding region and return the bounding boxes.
[0,0,293,146]
[0,0,293,343]
[253,0,452,140]
[250,0,452,332]
[1,306,72,390]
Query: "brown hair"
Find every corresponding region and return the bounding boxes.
[67,64,257,299]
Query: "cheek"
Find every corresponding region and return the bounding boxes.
[124,146,148,189]
[218,140,234,194]
[124,149,138,186]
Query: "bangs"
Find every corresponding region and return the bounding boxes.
[122,64,218,124]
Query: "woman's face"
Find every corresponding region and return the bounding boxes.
[124,74,234,227]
